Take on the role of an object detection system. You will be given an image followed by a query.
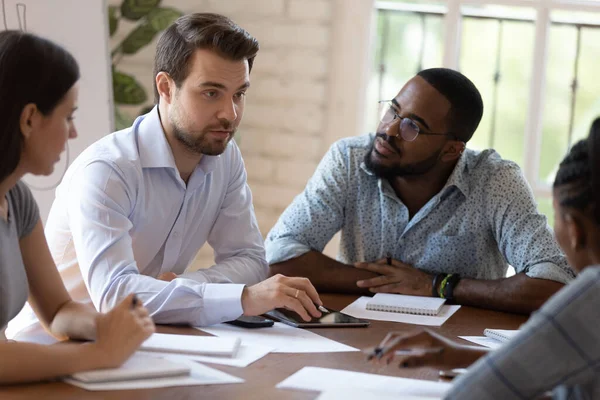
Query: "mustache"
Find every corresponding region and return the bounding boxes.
[374,132,402,155]
[206,119,234,131]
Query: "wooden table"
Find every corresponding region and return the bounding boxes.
[0,294,527,400]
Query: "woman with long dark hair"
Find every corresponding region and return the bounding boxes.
[0,30,154,384]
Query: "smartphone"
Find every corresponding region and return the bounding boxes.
[225,316,274,328]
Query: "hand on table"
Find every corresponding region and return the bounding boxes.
[241,274,323,322]
[354,257,433,296]
[366,328,487,370]
[93,294,155,368]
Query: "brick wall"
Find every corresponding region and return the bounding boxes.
[108,0,373,269]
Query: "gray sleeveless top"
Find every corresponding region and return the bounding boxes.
[0,181,39,331]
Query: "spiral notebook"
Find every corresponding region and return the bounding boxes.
[365,294,446,316]
[483,329,520,343]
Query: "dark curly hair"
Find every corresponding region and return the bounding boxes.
[553,118,600,224]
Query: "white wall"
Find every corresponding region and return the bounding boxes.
[1,0,113,222]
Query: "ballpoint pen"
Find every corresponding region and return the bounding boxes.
[366,346,443,361]
[131,294,139,309]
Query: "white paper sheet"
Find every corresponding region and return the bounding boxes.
[277,367,450,398]
[459,336,503,349]
[317,388,441,400]
[137,342,274,368]
[199,322,358,353]
[141,332,241,357]
[64,356,243,391]
[341,297,461,326]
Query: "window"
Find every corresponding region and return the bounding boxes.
[369,0,600,224]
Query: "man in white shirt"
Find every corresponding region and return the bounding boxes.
[44,13,323,326]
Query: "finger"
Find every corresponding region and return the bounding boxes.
[117,293,137,311]
[378,331,400,349]
[379,330,436,357]
[354,262,394,275]
[283,286,320,318]
[368,284,402,293]
[158,272,177,282]
[357,275,392,288]
[398,350,443,368]
[292,288,321,318]
[282,296,311,322]
[141,317,155,330]
[133,306,150,319]
[283,277,323,306]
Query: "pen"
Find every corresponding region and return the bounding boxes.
[386,252,392,266]
[366,346,443,360]
[131,294,139,309]
[394,348,444,356]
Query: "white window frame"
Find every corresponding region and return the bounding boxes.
[374,0,600,200]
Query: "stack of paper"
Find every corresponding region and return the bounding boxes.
[64,353,244,391]
[69,353,190,383]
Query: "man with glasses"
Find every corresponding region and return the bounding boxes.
[266,68,573,314]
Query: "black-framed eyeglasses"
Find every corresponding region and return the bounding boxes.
[378,100,458,142]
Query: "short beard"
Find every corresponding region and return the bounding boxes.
[363,134,442,179]
[171,117,235,156]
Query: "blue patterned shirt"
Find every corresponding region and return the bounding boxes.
[266,134,573,283]
[447,266,600,400]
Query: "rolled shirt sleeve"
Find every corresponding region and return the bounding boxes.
[487,164,574,284]
[266,142,349,265]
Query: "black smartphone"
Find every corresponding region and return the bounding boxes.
[224,316,274,328]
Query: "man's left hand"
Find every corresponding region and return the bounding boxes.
[354,258,433,296]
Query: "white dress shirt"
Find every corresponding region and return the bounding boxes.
[45,107,267,326]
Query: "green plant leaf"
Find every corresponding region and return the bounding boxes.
[114,107,133,130]
[147,7,183,32]
[120,0,161,21]
[108,6,119,36]
[121,22,157,54]
[113,70,147,105]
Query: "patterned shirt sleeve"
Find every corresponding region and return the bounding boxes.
[486,163,574,283]
[445,266,600,400]
[265,142,349,265]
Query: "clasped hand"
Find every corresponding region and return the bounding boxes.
[354,257,433,296]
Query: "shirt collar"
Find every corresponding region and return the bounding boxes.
[360,149,471,198]
[441,151,470,198]
[136,106,220,175]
